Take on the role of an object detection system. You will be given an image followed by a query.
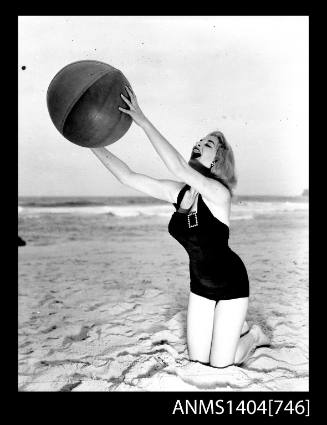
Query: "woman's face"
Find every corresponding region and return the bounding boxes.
[190,134,220,168]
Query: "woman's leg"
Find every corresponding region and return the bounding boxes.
[209,297,249,368]
[234,324,270,365]
[187,292,216,364]
[210,297,270,367]
[241,320,249,336]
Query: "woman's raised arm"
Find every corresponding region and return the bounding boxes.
[91,147,132,182]
[91,147,184,203]
[119,87,230,205]
[119,86,187,177]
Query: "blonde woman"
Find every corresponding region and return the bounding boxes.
[91,86,269,368]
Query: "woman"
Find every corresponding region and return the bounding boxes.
[91,86,269,368]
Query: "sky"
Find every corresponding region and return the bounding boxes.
[18,16,308,197]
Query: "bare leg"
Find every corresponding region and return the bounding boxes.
[187,292,216,364]
[234,324,270,365]
[241,320,250,336]
[210,298,249,367]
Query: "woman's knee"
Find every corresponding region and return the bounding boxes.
[209,350,235,368]
[189,356,210,366]
[209,360,233,369]
[187,292,216,365]
[188,347,210,364]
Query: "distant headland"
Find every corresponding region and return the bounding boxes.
[302,189,308,197]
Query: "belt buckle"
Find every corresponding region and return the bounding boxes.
[187,211,198,228]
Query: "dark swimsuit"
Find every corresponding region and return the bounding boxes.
[168,184,250,301]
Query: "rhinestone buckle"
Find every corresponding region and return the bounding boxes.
[187,211,198,228]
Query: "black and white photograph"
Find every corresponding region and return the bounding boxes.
[18,16,309,393]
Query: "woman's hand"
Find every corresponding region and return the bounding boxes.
[119,86,148,128]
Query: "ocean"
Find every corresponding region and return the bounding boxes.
[18,195,308,246]
[18,195,308,217]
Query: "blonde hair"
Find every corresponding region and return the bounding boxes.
[209,131,237,195]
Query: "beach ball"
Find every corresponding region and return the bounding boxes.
[46,60,132,148]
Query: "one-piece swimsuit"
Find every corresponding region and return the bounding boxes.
[168,184,250,300]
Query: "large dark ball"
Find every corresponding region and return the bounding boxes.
[47,60,132,147]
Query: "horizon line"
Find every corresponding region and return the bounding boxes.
[18,193,308,198]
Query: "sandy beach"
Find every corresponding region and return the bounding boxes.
[18,207,308,392]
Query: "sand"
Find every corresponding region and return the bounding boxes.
[18,211,308,391]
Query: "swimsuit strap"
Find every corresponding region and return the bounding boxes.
[173,184,190,210]
[198,194,230,231]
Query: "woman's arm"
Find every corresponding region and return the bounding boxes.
[91,147,184,203]
[141,120,187,176]
[119,87,185,176]
[123,173,184,203]
[140,122,229,204]
[91,147,132,182]
[119,87,230,204]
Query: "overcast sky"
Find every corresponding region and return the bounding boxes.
[19,16,308,197]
